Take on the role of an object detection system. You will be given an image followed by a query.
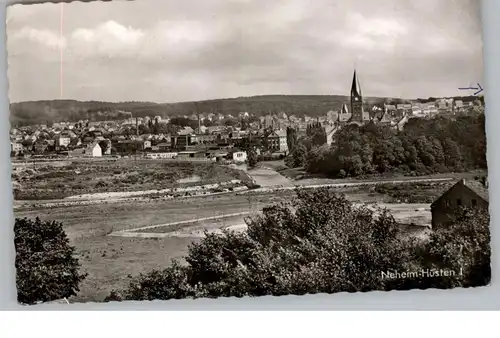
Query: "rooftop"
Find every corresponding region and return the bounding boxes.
[463,179,489,202]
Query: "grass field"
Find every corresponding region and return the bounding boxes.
[14,191,294,302]
[12,159,251,200]
[13,181,442,302]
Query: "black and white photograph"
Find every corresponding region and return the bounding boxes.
[7,0,490,305]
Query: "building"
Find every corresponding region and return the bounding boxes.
[194,134,217,144]
[267,130,288,153]
[338,104,351,125]
[34,140,50,154]
[325,124,339,146]
[98,139,112,155]
[177,150,206,159]
[114,140,148,154]
[157,142,171,152]
[145,152,177,159]
[231,151,248,163]
[349,70,363,124]
[377,111,393,125]
[326,110,339,123]
[348,70,371,125]
[411,103,424,117]
[10,142,24,155]
[84,142,102,157]
[171,134,191,150]
[431,179,489,230]
[384,104,397,114]
[55,135,71,148]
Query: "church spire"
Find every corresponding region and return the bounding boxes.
[351,70,362,98]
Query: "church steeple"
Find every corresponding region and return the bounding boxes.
[351,70,362,98]
[350,69,364,123]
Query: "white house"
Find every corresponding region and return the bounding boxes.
[145,152,178,159]
[84,142,102,157]
[232,151,248,163]
[55,135,71,148]
[10,142,24,154]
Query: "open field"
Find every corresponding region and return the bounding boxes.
[12,159,252,200]
[14,191,291,302]
[14,183,439,302]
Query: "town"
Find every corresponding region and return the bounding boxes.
[9,71,485,163]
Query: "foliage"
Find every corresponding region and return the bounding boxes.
[15,217,86,304]
[387,207,490,290]
[285,143,308,168]
[115,188,415,300]
[286,127,298,153]
[247,149,258,168]
[305,115,486,177]
[306,122,327,147]
[374,182,450,203]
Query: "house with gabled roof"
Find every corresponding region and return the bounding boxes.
[377,111,393,125]
[430,178,489,230]
[83,141,102,157]
[267,129,288,153]
[338,104,351,125]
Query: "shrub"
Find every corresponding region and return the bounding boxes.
[95,181,108,188]
[15,217,86,304]
[115,188,414,301]
[387,207,490,290]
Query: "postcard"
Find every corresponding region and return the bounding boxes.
[7,0,489,305]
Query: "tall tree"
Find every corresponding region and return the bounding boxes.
[15,218,87,304]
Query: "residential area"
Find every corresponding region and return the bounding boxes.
[9,93,484,164]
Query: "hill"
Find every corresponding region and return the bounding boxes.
[9,94,482,127]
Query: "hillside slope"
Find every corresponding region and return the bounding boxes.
[10,95,406,126]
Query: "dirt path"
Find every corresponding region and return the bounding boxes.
[107,202,431,239]
[238,177,454,195]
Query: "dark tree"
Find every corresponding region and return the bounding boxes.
[248,149,258,168]
[15,217,86,304]
[286,127,298,153]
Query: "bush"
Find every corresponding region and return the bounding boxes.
[15,217,86,304]
[387,207,490,290]
[95,181,108,188]
[115,188,414,301]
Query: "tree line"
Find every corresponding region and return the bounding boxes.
[286,115,486,178]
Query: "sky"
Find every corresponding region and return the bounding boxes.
[6,0,484,103]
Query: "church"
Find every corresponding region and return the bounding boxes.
[333,70,371,126]
[346,70,371,125]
